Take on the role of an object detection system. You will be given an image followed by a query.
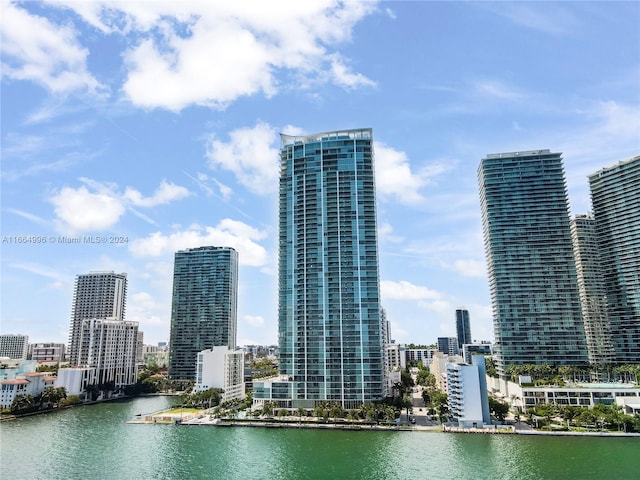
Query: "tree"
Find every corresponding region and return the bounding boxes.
[488,397,509,422]
[11,394,35,413]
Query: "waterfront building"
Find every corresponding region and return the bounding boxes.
[455,308,472,348]
[588,156,640,363]
[0,334,29,360]
[437,337,459,356]
[462,342,492,364]
[194,346,245,402]
[478,150,588,376]
[68,272,127,365]
[446,355,491,428]
[55,366,95,397]
[28,343,65,363]
[256,129,384,410]
[0,371,56,409]
[78,318,139,388]
[169,246,238,381]
[570,214,616,366]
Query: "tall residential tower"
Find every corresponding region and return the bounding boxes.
[168,246,238,380]
[588,156,640,363]
[455,307,472,348]
[256,129,384,409]
[68,272,127,365]
[478,150,588,376]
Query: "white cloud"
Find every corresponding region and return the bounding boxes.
[206,122,280,195]
[49,1,377,111]
[123,180,190,207]
[128,220,268,266]
[51,185,126,233]
[49,178,190,233]
[449,259,487,278]
[378,221,404,244]
[374,143,449,205]
[381,280,443,301]
[245,315,265,328]
[1,2,105,95]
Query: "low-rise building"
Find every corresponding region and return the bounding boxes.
[1,372,56,409]
[194,346,245,402]
[28,343,66,363]
[406,347,436,366]
[55,367,95,397]
[446,355,491,428]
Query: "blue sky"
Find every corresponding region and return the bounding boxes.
[1,1,639,348]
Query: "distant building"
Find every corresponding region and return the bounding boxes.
[136,331,144,365]
[0,334,29,360]
[588,156,640,363]
[143,345,169,368]
[28,343,65,363]
[437,337,459,356]
[194,346,245,403]
[430,351,464,392]
[169,246,239,381]
[455,308,472,348]
[68,272,127,365]
[446,355,491,428]
[462,342,492,364]
[405,347,435,366]
[478,150,588,376]
[78,318,139,388]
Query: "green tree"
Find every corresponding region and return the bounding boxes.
[11,394,35,413]
[488,397,509,422]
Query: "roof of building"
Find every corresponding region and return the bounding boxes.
[2,379,29,385]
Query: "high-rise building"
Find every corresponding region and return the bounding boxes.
[437,337,460,356]
[588,156,640,363]
[68,272,127,365]
[258,128,384,409]
[0,334,29,360]
[478,150,588,376]
[169,246,238,381]
[570,214,615,365]
[455,307,472,348]
[78,318,139,387]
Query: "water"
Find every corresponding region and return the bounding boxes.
[1,396,638,479]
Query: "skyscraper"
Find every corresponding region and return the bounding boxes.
[455,307,472,348]
[588,156,640,363]
[169,246,238,381]
[478,150,588,376]
[68,272,127,365]
[270,128,384,409]
[570,214,615,365]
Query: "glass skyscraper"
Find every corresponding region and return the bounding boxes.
[478,150,588,376]
[455,307,472,348]
[169,246,238,381]
[588,156,640,363]
[274,128,384,409]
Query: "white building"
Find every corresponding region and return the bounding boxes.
[446,356,491,428]
[1,372,56,409]
[406,348,436,366]
[194,346,245,402]
[0,334,29,360]
[387,344,406,371]
[55,367,95,397]
[28,343,66,363]
[78,318,139,388]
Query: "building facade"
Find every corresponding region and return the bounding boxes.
[588,156,640,363]
[570,214,616,366]
[169,246,238,381]
[478,150,588,376]
[194,346,245,402]
[446,355,491,428]
[455,308,472,348]
[28,343,66,363]
[77,318,139,388]
[68,272,127,365]
[437,337,459,356]
[267,128,384,409]
[0,334,29,360]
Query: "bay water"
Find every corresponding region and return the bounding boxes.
[1,396,638,479]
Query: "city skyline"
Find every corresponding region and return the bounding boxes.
[1,2,639,347]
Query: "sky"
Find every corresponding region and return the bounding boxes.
[1,1,639,348]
